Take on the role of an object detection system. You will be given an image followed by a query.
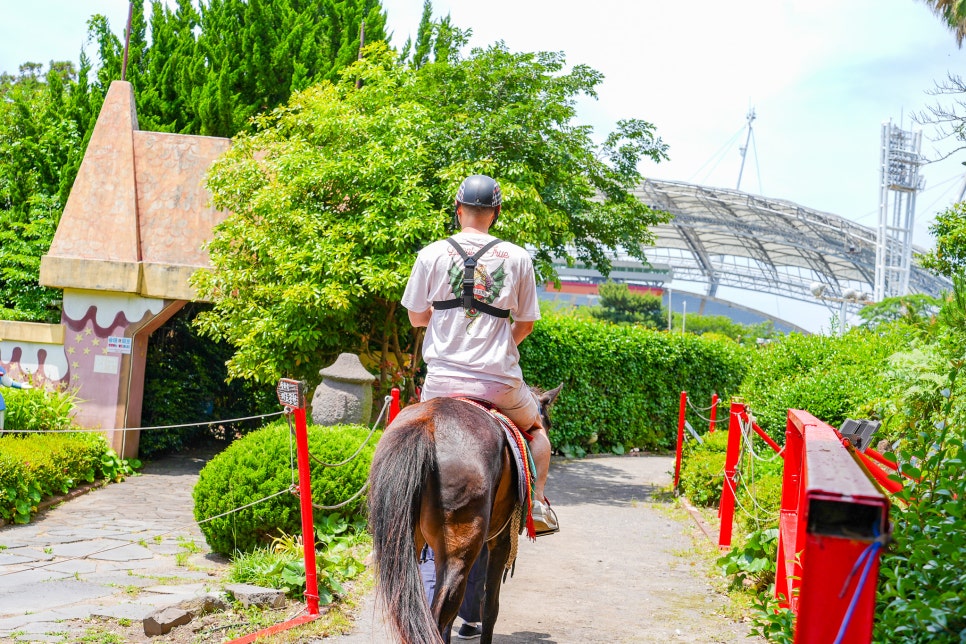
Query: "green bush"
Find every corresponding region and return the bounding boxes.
[520,315,749,453]
[193,420,379,555]
[679,430,729,507]
[0,432,136,524]
[228,514,368,604]
[735,471,782,536]
[1,385,76,432]
[874,366,966,642]
[740,325,908,439]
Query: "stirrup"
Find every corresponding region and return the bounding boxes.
[532,499,559,537]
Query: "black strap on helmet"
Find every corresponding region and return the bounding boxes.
[433,237,510,319]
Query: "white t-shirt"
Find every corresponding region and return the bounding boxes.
[402,232,541,386]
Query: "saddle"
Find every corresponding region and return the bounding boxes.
[456,397,538,541]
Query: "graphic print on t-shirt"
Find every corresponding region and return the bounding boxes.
[446,258,507,326]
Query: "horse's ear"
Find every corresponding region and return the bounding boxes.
[542,382,564,407]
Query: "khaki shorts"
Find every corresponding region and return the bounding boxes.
[421,374,540,430]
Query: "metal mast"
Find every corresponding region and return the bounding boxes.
[874,121,923,301]
[736,108,756,191]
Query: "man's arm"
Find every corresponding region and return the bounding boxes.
[511,320,534,346]
[409,308,432,328]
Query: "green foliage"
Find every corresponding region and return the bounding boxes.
[193,420,379,555]
[139,303,278,459]
[1,1,387,324]
[592,281,664,328]
[0,63,95,321]
[194,40,669,387]
[920,201,966,279]
[858,293,941,332]
[749,592,794,643]
[87,0,388,137]
[674,313,778,347]
[739,326,909,439]
[228,514,368,604]
[716,527,778,592]
[0,432,138,524]
[678,430,728,507]
[1,385,76,432]
[520,315,748,453]
[874,363,966,642]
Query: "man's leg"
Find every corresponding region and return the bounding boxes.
[455,549,487,638]
[419,545,436,601]
[528,425,551,505]
[498,388,558,534]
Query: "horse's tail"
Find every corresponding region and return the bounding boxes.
[368,417,440,644]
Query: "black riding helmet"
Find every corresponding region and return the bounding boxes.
[455,174,502,223]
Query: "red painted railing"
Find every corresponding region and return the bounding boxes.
[673,391,720,489]
[776,410,889,644]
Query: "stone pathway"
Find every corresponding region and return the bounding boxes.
[0,449,227,642]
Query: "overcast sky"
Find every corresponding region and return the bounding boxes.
[3,0,966,331]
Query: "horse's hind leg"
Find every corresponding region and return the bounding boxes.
[480,533,512,644]
[431,545,479,644]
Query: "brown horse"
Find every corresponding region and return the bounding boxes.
[367,384,562,644]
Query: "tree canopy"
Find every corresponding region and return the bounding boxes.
[193,42,670,386]
[0,0,387,322]
[593,281,665,328]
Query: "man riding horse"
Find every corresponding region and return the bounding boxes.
[402,173,558,536]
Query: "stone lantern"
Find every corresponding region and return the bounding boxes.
[311,353,376,426]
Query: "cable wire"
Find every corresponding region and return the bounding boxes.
[0,411,285,434]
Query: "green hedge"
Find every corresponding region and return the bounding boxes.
[519,315,749,452]
[193,420,379,555]
[679,430,729,507]
[740,326,909,439]
[0,432,130,524]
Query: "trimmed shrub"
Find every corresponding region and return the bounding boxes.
[193,420,379,555]
[0,432,132,523]
[740,325,909,439]
[520,315,749,453]
[679,429,728,507]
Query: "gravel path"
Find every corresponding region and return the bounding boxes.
[317,454,760,644]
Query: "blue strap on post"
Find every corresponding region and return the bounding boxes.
[833,525,886,644]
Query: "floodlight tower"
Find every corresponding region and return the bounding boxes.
[874,120,923,301]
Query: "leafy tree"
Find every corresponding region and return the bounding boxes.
[921,0,966,46]
[593,281,665,327]
[399,1,463,67]
[921,201,966,278]
[673,312,777,345]
[0,63,96,321]
[193,41,669,388]
[858,293,942,331]
[1,0,387,324]
[87,0,388,137]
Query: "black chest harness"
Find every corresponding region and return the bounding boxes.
[432,237,510,319]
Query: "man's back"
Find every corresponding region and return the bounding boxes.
[401,232,540,385]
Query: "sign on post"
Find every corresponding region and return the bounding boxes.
[276,378,306,410]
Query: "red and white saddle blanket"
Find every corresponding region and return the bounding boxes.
[457,398,538,540]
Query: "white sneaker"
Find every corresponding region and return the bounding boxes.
[531,499,559,535]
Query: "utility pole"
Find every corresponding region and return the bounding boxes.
[121,2,133,81]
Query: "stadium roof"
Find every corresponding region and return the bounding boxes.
[628,178,950,305]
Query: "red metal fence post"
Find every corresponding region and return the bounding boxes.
[292,403,320,615]
[673,391,687,488]
[776,410,889,644]
[717,401,744,549]
[273,379,321,617]
[709,393,718,433]
[389,386,401,424]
